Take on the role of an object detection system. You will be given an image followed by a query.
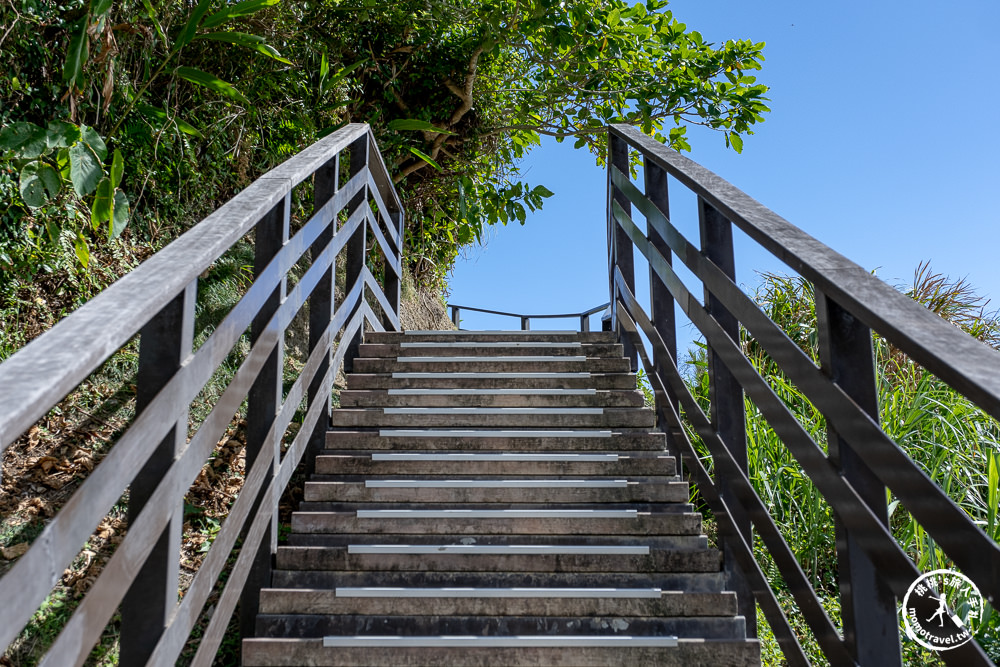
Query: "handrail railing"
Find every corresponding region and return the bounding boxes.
[446,302,609,331]
[607,123,1000,666]
[0,123,404,666]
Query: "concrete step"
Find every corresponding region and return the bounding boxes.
[270,570,730,592]
[285,534,707,550]
[274,545,723,573]
[325,429,667,451]
[365,331,616,344]
[289,509,702,536]
[242,636,762,666]
[253,613,745,640]
[345,373,636,390]
[257,588,737,616]
[256,588,735,618]
[358,342,625,358]
[328,407,655,428]
[302,478,689,503]
[352,357,632,373]
[314,451,677,476]
[338,389,644,408]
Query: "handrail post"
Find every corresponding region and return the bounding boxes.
[816,291,901,665]
[239,191,290,645]
[699,196,755,637]
[644,157,679,452]
[580,313,590,332]
[120,280,195,666]
[608,132,637,370]
[343,135,369,371]
[520,316,530,331]
[451,306,461,329]
[306,153,339,474]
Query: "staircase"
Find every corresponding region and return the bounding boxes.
[242,329,761,666]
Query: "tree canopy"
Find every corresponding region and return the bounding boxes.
[0,0,768,286]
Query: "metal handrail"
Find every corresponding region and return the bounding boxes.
[0,124,404,666]
[446,302,610,331]
[607,123,1000,666]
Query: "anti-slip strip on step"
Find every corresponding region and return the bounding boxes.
[321,636,679,648]
[370,453,619,461]
[363,479,629,488]
[345,545,651,555]
[333,587,663,598]
[403,330,578,335]
[391,372,591,379]
[356,509,638,518]
[378,429,614,438]
[400,342,583,348]
[364,479,629,488]
[396,356,587,363]
[387,388,598,395]
[382,407,604,415]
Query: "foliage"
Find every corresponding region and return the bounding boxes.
[681,267,1000,665]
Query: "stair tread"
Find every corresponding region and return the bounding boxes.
[245,330,758,667]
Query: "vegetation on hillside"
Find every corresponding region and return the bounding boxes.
[1,0,769,313]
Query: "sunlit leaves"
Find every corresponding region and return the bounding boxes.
[175,67,249,105]
[68,141,102,195]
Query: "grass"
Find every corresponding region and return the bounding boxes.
[681,267,1000,666]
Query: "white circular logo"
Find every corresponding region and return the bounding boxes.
[902,569,984,651]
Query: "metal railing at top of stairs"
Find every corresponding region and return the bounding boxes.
[0,123,404,666]
[606,123,1000,666]
[446,302,610,331]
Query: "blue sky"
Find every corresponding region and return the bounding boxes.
[447,0,1000,339]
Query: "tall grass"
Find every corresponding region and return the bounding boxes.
[682,266,1000,665]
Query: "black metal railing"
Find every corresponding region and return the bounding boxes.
[607,123,1000,666]
[0,124,403,666]
[446,302,610,331]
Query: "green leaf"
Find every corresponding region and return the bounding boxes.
[68,141,103,196]
[64,21,89,90]
[0,122,47,158]
[45,121,82,149]
[111,190,130,239]
[141,0,167,42]
[608,8,621,25]
[194,32,291,64]
[388,119,455,135]
[19,162,47,208]
[19,161,63,206]
[110,149,124,189]
[74,231,90,267]
[174,0,214,51]
[408,146,442,172]
[80,125,108,161]
[319,50,329,81]
[91,0,113,16]
[532,184,555,198]
[202,0,280,30]
[136,104,204,137]
[729,131,743,154]
[322,59,366,93]
[175,66,249,104]
[91,176,113,226]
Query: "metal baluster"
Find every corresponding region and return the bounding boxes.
[643,158,678,452]
[608,133,636,370]
[120,281,195,666]
[239,191,290,643]
[521,316,530,331]
[699,196,755,637]
[816,290,901,665]
[451,306,461,329]
[306,153,339,474]
[343,135,368,372]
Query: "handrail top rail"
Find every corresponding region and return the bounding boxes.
[609,123,1000,420]
[0,123,378,449]
[447,302,610,320]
